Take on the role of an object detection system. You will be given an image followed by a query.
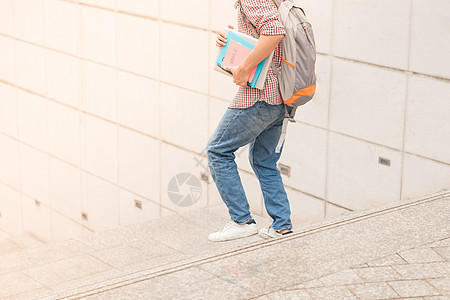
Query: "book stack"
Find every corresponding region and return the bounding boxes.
[214,28,274,90]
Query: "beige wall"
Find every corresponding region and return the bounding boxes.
[0,0,449,242]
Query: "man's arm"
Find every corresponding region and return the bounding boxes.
[225,34,284,87]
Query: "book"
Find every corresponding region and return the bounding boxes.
[214,28,274,90]
[221,40,257,82]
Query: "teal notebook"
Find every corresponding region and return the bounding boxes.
[215,30,267,88]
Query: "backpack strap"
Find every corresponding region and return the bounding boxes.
[235,1,282,82]
[235,1,259,38]
[236,0,297,123]
[272,0,281,8]
[286,105,297,122]
[235,0,282,35]
[275,104,298,153]
[236,1,280,79]
[275,118,288,153]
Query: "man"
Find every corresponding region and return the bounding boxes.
[207,0,293,242]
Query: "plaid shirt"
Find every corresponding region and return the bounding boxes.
[230,0,286,109]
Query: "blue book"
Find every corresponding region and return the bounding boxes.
[215,29,269,88]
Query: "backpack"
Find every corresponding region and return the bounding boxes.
[235,0,317,121]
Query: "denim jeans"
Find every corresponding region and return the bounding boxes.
[206,101,292,231]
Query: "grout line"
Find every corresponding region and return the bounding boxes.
[2,29,449,103]
[0,153,162,218]
[78,1,88,230]
[157,0,162,218]
[10,0,25,236]
[58,0,211,33]
[20,270,50,293]
[424,277,446,295]
[206,0,212,208]
[41,0,53,241]
[1,31,449,96]
[158,0,163,218]
[399,0,415,202]
[11,22,448,85]
[55,0,450,96]
[113,0,121,228]
[0,123,448,223]
[77,1,87,232]
[345,284,360,299]
[323,0,335,218]
[316,51,450,83]
[85,251,123,271]
[0,32,213,98]
[320,129,449,166]
[399,72,409,202]
[3,75,449,169]
[279,276,450,297]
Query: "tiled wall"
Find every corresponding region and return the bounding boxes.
[0,0,449,242]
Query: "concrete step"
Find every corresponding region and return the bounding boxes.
[1,190,448,299]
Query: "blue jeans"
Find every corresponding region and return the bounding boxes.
[206,101,292,231]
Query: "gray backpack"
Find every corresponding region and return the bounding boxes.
[235,0,317,120]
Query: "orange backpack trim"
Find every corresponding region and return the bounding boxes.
[284,85,316,105]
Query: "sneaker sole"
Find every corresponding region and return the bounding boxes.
[258,230,278,239]
[208,230,258,242]
[258,228,294,239]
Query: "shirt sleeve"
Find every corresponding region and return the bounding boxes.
[240,0,286,36]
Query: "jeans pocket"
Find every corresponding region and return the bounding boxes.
[255,102,284,123]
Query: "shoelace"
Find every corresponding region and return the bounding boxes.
[219,220,236,232]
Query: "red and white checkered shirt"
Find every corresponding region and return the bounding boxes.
[230,0,286,109]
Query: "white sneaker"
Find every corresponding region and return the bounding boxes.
[208,219,257,242]
[259,225,293,239]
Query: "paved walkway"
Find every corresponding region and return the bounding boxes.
[0,191,448,299]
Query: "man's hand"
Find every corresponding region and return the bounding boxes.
[225,65,250,88]
[216,25,234,47]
